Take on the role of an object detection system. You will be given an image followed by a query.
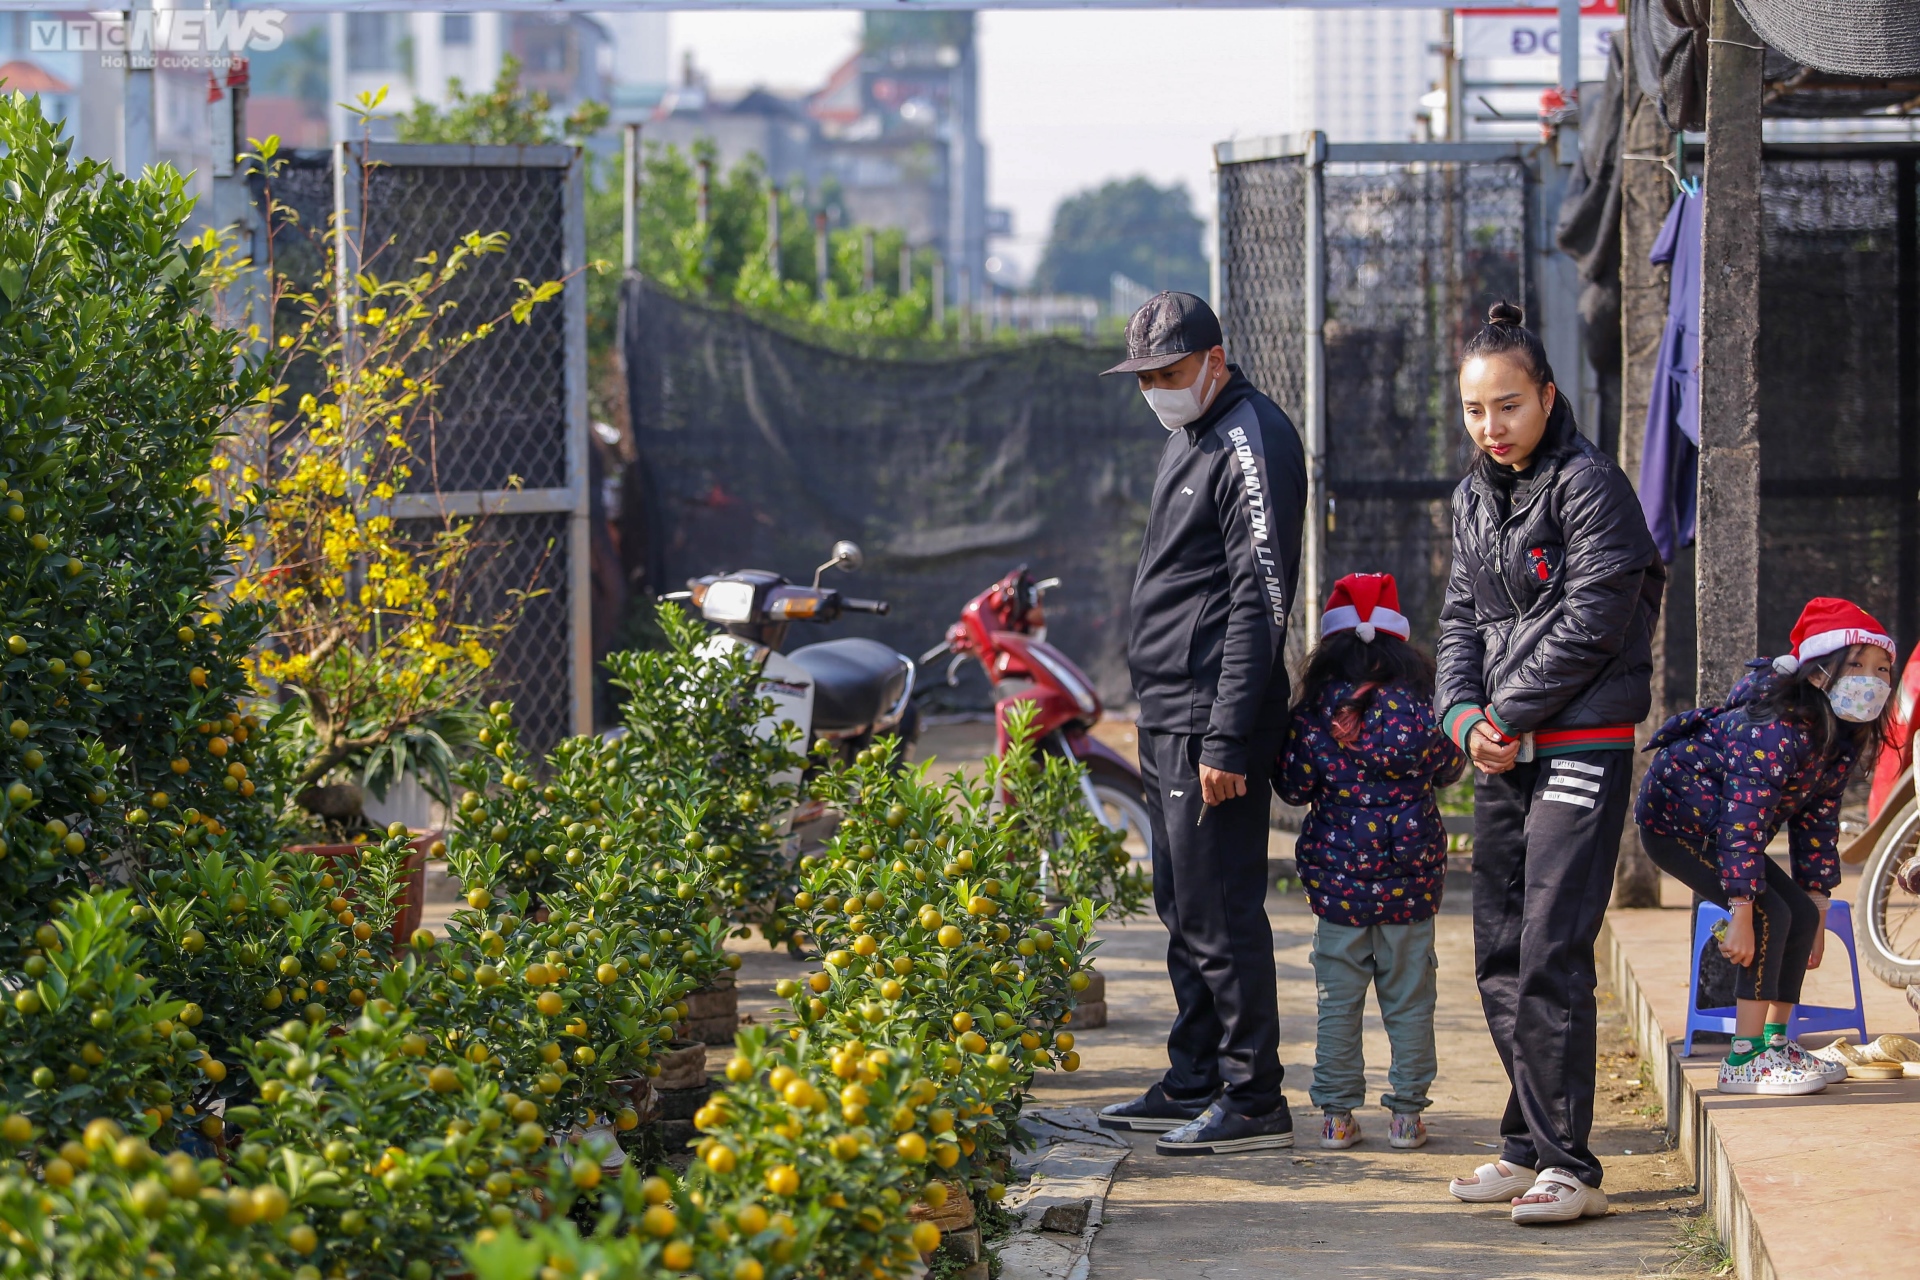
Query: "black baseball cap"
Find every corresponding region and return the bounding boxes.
[1102,291,1224,375]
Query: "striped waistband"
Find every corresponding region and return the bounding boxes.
[1532,725,1636,755]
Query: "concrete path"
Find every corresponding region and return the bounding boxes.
[1030,888,1699,1280]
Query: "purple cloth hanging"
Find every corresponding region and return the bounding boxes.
[1640,189,1701,563]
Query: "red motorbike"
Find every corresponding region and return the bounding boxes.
[920,567,1153,865]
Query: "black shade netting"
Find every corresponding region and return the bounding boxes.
[620,278,1163,709]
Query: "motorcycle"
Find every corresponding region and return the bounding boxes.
[671,540,920,783]
[920,566,1153,865]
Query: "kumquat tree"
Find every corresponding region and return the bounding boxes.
[0,85,1146,1280]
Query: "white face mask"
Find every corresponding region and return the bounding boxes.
[1826,674,1892,723]
[1142,360,1220,431]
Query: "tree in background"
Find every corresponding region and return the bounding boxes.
[395,55,609,147]
[1033,176,1209,301]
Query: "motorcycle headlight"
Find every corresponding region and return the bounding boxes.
[703,581,756,624]
[1027,646,1097,716]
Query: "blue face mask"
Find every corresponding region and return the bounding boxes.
[1826,674,1891,723]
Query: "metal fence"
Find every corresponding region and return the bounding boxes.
[1216,135,1536,653]
[253,144,590,765]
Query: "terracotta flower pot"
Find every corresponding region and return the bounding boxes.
[288,834,432,947]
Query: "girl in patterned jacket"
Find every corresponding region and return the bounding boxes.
[1276,574,1465,1151]
[1637,597,1895,1096]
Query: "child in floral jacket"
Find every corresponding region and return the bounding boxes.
[1637,597,1895,1097]
[1276,574,1465,1151]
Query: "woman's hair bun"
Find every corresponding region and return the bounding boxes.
[1487,300,1526,328]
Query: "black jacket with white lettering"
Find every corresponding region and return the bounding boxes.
[1127,366,1307,774]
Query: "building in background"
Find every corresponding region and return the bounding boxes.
[1266,8,1446,144]
[646,12,997,313]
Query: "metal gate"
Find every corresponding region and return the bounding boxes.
[254,144,591,767]
[1216,136,1537,650]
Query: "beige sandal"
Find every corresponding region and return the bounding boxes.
[1448,1160,1535,1203]
[1510,1167,1608,1224]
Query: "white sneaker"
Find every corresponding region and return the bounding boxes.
[1510,1167,1608,1224]
[1773,1038,1848,1083]
[1717,1047,1828,1096]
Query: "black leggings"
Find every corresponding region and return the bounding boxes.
[1638,829,1820,1005]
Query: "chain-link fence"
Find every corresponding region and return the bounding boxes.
[252,145,589,765]
[1218,152,1309,420]
[1321,158,1530,642]
[1757,150,1920,656]
[1216,138,1535,651]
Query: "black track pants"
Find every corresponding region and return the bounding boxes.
[1139,729,1285,1117]
[1472,751,1631,1188]
[1639,830,1820,1005]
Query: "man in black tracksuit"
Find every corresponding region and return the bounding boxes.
[1093,292,1307,1155]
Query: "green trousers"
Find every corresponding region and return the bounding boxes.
[1308,915,1438,1115]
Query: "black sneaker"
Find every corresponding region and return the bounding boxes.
[1154,1101,1294,1155]
[1097,1083,1219,1133]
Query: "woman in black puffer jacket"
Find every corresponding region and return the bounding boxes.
[1435,303,1664,1225]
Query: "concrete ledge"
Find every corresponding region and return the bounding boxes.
[998,1108,1130,1280]
[1603,901,1920,1280]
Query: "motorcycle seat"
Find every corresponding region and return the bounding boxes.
[788,638,912,733]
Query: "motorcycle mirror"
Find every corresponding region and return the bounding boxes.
[812,540,864,588]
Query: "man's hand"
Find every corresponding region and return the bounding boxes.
[1199,765,1246,807]
[1468,720,1519,775]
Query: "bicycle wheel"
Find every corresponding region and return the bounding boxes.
[1860,795,1920,987]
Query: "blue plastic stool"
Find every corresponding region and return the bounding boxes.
[1682,897,1869,1057]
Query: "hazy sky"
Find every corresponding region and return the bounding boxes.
[668,10,1309,281]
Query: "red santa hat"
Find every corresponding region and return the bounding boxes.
[1320,573,1410,644]
[1772,597,1895,675]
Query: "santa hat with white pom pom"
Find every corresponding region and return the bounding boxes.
[1772,597,1894,675]
[1320,573,1410,644]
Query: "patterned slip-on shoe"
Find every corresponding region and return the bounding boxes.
[1388,1112,1428,1150]
[1320,1111,1362,1149]
[1717,1047,1828,1096]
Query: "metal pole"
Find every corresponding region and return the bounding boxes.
[1557,0,1581,163]
[122,0,154,175]
[814,212,830,302]
[899,243,911,297]
[931,252,945,328]
[1694,0,1764,702]
[1302,132,1328,639]
[622,122,640,273]
[695,157,711,292]
[767,185,781,278]
[564,151,593,735]
[958,265,972,348]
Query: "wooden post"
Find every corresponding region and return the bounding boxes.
[1694,0,1764,703]
[861,230,875,293]
[1613,17,1676,910]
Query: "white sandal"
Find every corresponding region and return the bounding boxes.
[1509,1167,1608,1224]
[1447,1159,1535,1203]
